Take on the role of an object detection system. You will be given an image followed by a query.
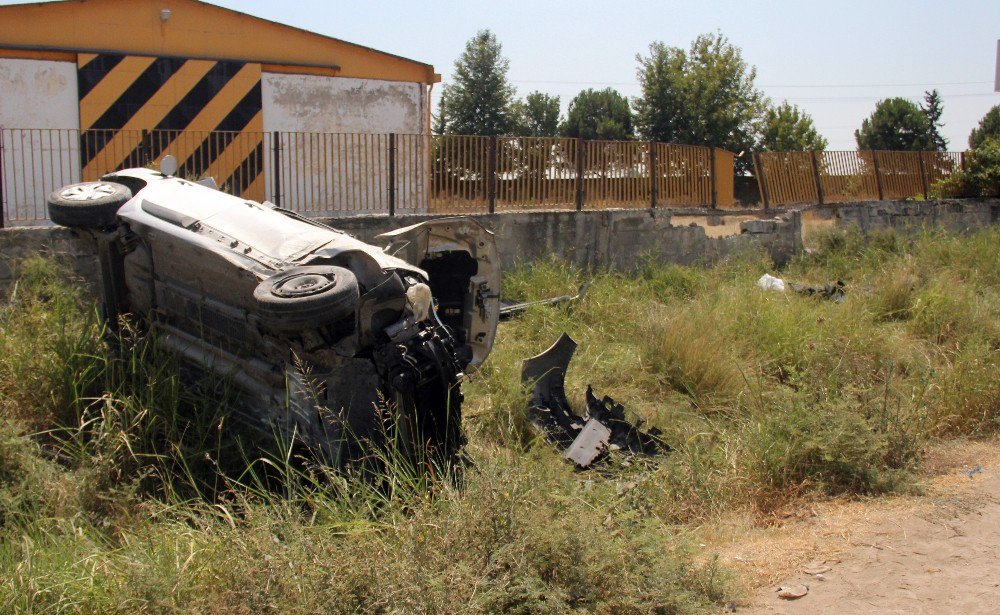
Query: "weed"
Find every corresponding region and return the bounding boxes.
[0,227,997,612]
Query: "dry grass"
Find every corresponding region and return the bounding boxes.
[0,226,997,612]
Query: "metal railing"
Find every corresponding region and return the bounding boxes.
[753,150,965,208]
[1,128,738,227]
[428,137,734,214]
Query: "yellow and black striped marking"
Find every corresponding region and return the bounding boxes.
[78,53,264,199]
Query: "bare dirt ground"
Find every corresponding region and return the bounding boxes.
[713,440,1000,614]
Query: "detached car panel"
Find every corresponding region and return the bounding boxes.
[47,166,501,466]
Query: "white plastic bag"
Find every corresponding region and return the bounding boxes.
[757,273,786,292]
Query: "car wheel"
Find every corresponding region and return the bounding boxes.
[253,265,359,331]
[47,181,132,228]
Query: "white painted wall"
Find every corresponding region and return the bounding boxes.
[1,58,81,226]
[262,73,424,134]
[0,58,79,129]
[262,73,429,214]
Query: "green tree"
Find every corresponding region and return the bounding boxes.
[855,98,935,151]
[436,30,516,136]
[969,105,1000,149]
[633,32,766,170]
[760,102,828,151]
[921,89,948,151]
[562,88,633,140]
[512,92,561,137]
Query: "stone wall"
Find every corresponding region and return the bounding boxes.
[324,208,800,272]
[1,199,997,291]
[0,226,100,289]
[811,199,998,234]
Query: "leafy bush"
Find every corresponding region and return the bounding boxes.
[741,392,919,500]
[932,137,1000,198]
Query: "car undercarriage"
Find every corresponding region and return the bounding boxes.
[46,161,500,468]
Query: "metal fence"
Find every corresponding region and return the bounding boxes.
[753,150,964,208]
[427,136,734,215]
[2,128,972,227]
[1,128,738,227]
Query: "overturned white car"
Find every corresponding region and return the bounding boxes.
[47,160,500,466]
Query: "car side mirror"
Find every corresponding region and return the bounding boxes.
[160,155,178,177]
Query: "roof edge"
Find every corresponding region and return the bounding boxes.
[0,0,435,77]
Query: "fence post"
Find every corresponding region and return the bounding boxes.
[487,135,497,214]
[575,139,585,211]
[960,151,967,171]
[649,141,657,210]
[871,151,884,200]
[271,131,281,206]
[139,129,150,167]
[917,152,929,199]
[709,147,718,208]
[752,152,769,209]
[388,133,396,216]
[0,129,5,229]
[810,151,825,204]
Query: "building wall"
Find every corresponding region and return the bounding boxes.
[262,73,429,214]
[0,58,79,129]
[0,57,81,226]
[74,52,266,202]
[1,56,432,225]
[0,0,439,224]
[262,74,424,134]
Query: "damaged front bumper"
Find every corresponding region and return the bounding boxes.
[521,333,670,468]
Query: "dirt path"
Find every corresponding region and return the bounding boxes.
[735,442,1000,614]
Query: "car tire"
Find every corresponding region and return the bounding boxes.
[47,181,132,228]
[253,265,359,331]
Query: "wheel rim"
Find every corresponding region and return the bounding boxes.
[271,272,336,298]
[60,183,117,201]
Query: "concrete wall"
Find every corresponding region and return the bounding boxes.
[261,73,428,215]
[811,199,998,234]
[0,208,799,291]
[0,58,79,129]
[1,199,997,292]
[327,209,801,272]
[0,58,81,227]
[262,74,425,134]
[0,226,99,289]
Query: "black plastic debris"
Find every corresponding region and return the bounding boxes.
[583,386,665,457]
[521,333,669,468]
[758,274,847,303]
[789,279,846,303]
[499,282,592,320]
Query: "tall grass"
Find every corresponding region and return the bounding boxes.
[0,227,997,612]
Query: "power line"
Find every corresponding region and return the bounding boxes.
[444,78,994,88]
[784,93,997,103]
[761,81,990,88]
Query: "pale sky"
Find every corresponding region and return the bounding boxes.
[5,0,999,150]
